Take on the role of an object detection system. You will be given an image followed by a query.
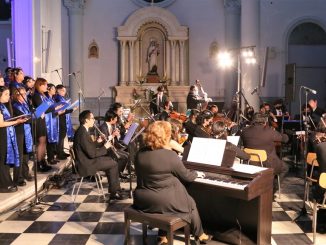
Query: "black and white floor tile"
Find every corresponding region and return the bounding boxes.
[0,167,325,244]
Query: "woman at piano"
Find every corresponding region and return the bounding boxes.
[133,121,211,244]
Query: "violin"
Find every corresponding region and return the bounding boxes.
[213,113,235,128]
[313,132,326,144]
[169,110,187,122]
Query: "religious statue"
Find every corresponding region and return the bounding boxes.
[146,40,160,74]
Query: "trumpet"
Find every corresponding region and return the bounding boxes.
[93,123,121,160]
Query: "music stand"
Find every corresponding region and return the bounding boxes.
[122,123,143,198]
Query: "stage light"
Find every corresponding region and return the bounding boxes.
[217,51,233,69]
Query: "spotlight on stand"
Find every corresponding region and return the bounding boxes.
[216,51,233,69]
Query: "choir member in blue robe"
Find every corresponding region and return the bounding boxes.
[0,86,28,192]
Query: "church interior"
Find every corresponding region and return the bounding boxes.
[0,0,326,244]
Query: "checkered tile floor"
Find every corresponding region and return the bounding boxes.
[0,166,325,245]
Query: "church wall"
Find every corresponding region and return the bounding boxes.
[82,0,138,98]
[168,0,226,99]
[56,0,326,110]
[259,0,326,101]
[80,0,225,100]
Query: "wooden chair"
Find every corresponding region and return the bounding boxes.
[69,147,105,202]
[244,148,281,199]
[305,152,319,203]
[312,173,326,244]
[124,206,190,245]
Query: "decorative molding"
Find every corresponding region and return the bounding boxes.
[117,6,188,39]
[63,0,86,13]
[224,0,241,12]
[130,0,176,8]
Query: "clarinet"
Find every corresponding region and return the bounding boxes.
[93,124,121,160]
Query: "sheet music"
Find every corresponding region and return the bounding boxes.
[187,137,226,166]
[66,100,79,110]
[227,136,240,146]
[232,163,266,174]
[122,122,139,145]
[5,114,31,122]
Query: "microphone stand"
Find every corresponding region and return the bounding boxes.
[15,88,60,213]
[70,73,84,115]
[293,89,310,221]
[236,90,253,125]
[97,90,105,125]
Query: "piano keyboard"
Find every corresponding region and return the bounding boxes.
[195,176,249,190]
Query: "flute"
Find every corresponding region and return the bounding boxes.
[93,123,121,159]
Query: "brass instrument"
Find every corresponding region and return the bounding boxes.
[93,123,121,159]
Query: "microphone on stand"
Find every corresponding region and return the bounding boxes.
[67,71,81,76]
[301,85,317,94]
[51,68,62,73]
[251,86,258,95]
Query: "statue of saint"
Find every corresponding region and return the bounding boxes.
[147,40,160,74]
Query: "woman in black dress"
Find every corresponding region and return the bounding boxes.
[133,121,211,244]
[0,86,27,192]
[12,87,34,184]
[32,78,62,171]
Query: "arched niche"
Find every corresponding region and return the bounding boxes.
[117,6,189,86]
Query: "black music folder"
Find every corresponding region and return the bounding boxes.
[283,120,301,131]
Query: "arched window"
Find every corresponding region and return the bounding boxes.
[289,22,326,45]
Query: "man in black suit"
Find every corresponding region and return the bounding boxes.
[150,85,167,115]
[73,110,126,200]
[186,85,206,110]
[241,113,289,192]
[309,99,325,126]
[99,110,129,175]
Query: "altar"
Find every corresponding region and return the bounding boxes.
[114,84,189,114]
[115,6,190,114]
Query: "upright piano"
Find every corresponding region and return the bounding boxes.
[183,161,274,245]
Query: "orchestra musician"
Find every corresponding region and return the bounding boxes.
[309,99,326,126]
[99,110,129,176]
[73,110,127,200]
[183,109,200,143]
[167,118,184,154]
[193,110,214,138]
[186,81,211,111]
[149,85,167,116]
[157,100,173,121]
[260,103,278,129]
[133,121,211,244]
[109,102,134,140]
[311,117,326,232]
[211,121,250,161]
[241,113,289,193]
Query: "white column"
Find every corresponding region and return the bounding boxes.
[165,39,170,79]
[179,40,185,85]
[224,0,241,109]
[64,0,85,102]
[170,40,177,85]
[120,40,127,85]
[129,40,135,84]
[241,0,260,111]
